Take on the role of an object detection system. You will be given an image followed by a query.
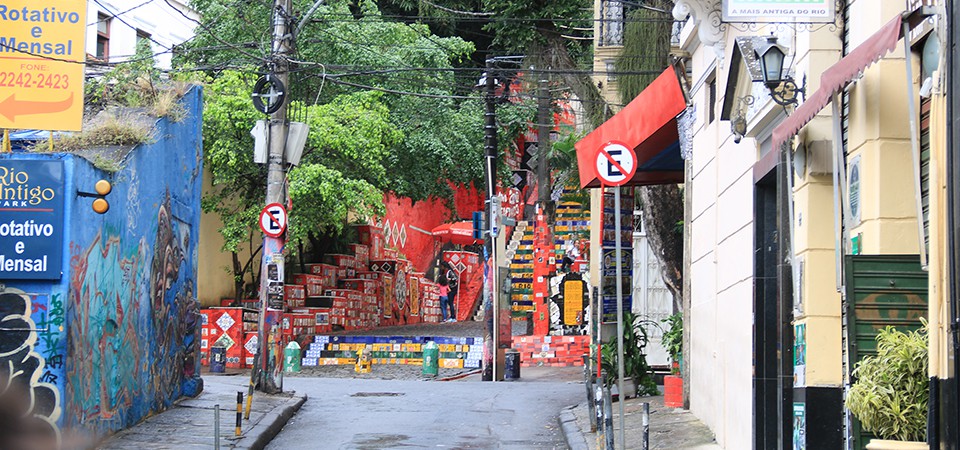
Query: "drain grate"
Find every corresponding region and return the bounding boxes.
[350,392,405,397]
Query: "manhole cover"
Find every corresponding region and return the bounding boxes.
[351,392,405,397]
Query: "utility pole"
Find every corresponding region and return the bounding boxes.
[483,58,499,381]
[254,0,292,394]
[537,75,550,204]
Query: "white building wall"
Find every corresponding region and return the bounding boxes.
[685,22,756,450]
[85,0,197,69]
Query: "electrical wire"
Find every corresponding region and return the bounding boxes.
[91,0,173,52]
[88,0,156,26]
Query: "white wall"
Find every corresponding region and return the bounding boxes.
[85,0,197,69]
[685,23,756,450]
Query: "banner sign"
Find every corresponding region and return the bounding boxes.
[723,0,836,23]
[0,160,64,279]
[0,0,87,130]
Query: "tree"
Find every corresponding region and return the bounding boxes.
[202,71,392,298]
[180,0,532,294]
[616,2,685,310]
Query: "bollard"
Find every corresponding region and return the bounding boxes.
[422,341,439,377]
[642,402,650,450]
[594,381,604,436]
[284,341,301,373]
[602,385,614,450]
[214,404,220,450]
[585,355,597,432]
[235,392,243,436]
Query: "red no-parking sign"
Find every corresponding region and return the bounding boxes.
[594,141,637,187]
[259,203,287,237]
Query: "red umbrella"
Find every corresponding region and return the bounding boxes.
[431,221,482,245]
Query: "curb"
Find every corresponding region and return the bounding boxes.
[558,404,589,450]
[234,394,308,450]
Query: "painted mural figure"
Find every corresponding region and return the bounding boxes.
[0,290,61,450]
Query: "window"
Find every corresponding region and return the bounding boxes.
[707,77,717,124]
[606,60,617,82]
[136,29,151,47]
[96,13,110,61]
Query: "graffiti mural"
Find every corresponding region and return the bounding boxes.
[65,194,199,438]
[0,287,63,450]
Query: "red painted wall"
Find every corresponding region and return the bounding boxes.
[381,184,484,274]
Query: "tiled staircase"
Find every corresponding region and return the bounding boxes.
[551,201,590,268]
[301,335,483,369]
[505,221,534,318]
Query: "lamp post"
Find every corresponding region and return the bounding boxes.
[755,36,806,106]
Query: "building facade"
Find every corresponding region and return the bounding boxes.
[674,0,954,448]
[85,0,198,69]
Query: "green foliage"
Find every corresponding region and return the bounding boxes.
[86,40,162,109]
[203,70,397,250]
[286,165,384,243]
[847,325,929,442]
[662,312,682,372]
[179,0,504,203]
[600,311,658,397]
[616,3,674,104]
[482,0,591,55]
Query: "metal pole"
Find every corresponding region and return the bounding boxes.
[642,401,650,450]
[614,187,626,450]
[214,404,220,450]
[603,384,615,450]
[255,0,292,394]
[484,58,499,381]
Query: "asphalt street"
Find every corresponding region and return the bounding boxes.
[267,370,585,450]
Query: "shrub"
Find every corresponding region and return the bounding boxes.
[846,325,928,441]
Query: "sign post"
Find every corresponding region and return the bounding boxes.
[0,0,87,131]
[594,140,636,450]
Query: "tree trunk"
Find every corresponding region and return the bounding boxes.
[637,184,684,311]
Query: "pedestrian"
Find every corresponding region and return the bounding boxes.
[444,263,459,322]
[438,276,453,322]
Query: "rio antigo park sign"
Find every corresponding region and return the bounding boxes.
[0,160,64,279]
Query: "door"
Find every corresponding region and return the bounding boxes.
[844,254,928,450]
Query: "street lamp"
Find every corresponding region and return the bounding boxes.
[754,36,806,106]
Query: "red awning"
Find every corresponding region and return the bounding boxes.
[575,66,687,188]
[431,221,482,245]
[772,15,904,149]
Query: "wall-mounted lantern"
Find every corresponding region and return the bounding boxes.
[754,36,806,106]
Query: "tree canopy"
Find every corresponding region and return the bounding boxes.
[180,0,534,295]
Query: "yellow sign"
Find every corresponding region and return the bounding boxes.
[563,280,584,326]
[0,0,86,131]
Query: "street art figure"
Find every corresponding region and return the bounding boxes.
[0,289,62,450]
[66,193,200,439]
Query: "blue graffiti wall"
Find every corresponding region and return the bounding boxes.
[0,86,204,448]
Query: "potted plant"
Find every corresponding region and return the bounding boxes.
[846,325,928,450]
[600,311,658,399]
[662,312,683,407]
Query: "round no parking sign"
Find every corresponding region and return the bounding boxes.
[595,141,637,187]
[259,203,287,237]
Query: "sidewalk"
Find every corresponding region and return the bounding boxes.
[561,393,721,450]
[96,373,306,450]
